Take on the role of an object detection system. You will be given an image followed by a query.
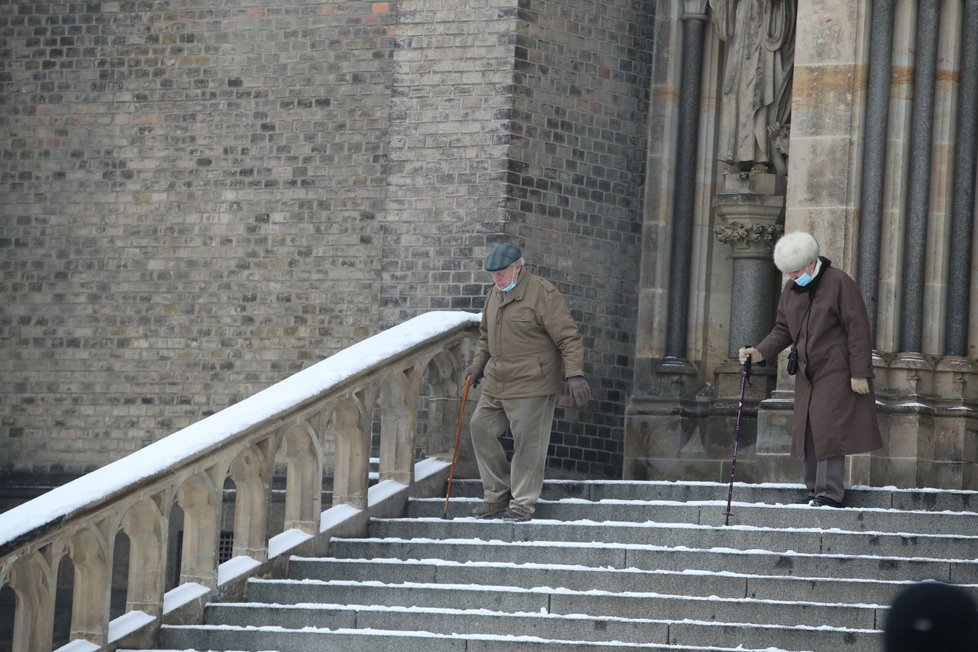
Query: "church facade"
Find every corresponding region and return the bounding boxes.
[1,1,976,491]
[627,0,978,490]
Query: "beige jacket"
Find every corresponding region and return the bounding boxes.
[470,270,585,399]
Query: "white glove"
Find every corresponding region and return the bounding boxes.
[738,346,764,365]
[851,377,870,395]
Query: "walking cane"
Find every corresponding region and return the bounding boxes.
[723,353,752,526]
[442,373,473,519]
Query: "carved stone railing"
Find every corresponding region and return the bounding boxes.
[0,311,480,652]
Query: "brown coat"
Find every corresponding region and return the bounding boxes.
[470,270,585,399]
[756,258,882,460]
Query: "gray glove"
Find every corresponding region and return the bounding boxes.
[567,376,591,407]
[465,366,483,388]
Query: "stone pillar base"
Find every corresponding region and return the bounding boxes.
[705,360,779,484]
[755,390,797,482]
[623,395,715,481]
[877,403,936,487]
[872,353,978,489]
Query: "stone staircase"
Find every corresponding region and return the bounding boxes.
[151,478,978,651]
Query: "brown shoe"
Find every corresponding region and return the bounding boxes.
[471,498,509,518]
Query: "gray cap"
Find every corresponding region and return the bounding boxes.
[484,243,522,272]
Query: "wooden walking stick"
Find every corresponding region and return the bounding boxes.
[442,373,473,519]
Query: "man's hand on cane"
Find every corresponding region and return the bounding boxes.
[465,366,483,388]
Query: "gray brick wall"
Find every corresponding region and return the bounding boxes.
[379,0,519,325]
[0,0,653,479]
[507,0,652,476]
[0,0,394,472]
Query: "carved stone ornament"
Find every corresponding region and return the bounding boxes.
[714,221,784,245]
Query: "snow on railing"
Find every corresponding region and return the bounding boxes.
[0,311,480,652]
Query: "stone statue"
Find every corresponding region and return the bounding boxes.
[711,0,795,176]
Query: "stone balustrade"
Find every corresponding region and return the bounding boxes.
[0,311,480,652]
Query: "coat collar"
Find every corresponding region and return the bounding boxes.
[790,256,831,293]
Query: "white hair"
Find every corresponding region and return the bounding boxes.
[773,232,819,273]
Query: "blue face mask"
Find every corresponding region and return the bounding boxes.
[794,272,813,287]
[500,280,517,292]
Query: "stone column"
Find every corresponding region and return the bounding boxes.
[759,1,872,484]
[659,3,709,376]
[855,0,893,339]
[713,171,785,358]
[708,171,784,484]
[945,0,978,357]
[623,2,711,482]
[897,1,939,356]
[931,1,978,491]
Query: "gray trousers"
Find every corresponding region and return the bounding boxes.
[804,418,845,502]
[468,392,558,515]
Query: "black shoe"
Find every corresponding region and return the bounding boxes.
[796,495,816,504]
[809,495,844,508]
[501,508,531,522]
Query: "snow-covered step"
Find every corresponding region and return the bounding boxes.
[327,536,978,583]
[412,495,978,534]
[149,480,978,652]
[448,478,978,513]
[290,558,760,598]
[181,602,884,652]
[158,622,838,652]
[285,556,944,606]
[364,515,978,559]
[243,577,879,630]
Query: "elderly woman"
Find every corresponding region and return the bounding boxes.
[739,232,882,507]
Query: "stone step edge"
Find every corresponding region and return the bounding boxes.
[452,478,978,495]
[326,535,978,565]
[422,495,978,517]
[287,555,976,591]
[161,618,870,652]
[246,576,893,611]
[372,515,978,542]
[197,600,882,636]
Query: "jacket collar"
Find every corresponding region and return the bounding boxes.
[790,256,831,293]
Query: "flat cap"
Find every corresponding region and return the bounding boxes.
[484,243,522,272]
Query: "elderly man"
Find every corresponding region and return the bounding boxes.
[465,243,591,521]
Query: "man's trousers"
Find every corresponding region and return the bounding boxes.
[469,392,558,516]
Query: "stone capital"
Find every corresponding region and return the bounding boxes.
[713,172,786,259]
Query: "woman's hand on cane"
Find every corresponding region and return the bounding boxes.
[738,346,763,365]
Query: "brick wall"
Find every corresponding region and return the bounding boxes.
[0,0,653,478]
[379,0,519,325]
[0,0,394,472]
[508,0,653,476]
